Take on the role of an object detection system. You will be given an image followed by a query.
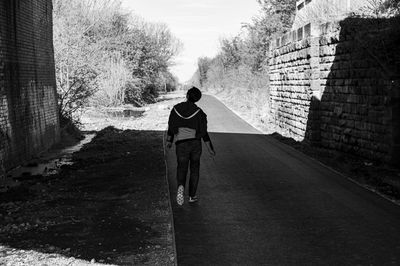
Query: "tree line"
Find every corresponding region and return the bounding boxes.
[53,0,182,121]
[190,0,295,91]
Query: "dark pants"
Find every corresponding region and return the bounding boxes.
[176,140,202,197]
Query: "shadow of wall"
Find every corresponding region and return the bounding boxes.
[269,17,400,164]
[305,17,400,164]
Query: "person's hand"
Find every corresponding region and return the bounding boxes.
[166,141,172,149]
[204,141,215,157]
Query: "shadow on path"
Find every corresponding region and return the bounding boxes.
[0,127,173,265]
[166,131,400,265]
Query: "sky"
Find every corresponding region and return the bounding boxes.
[121,0,260,83]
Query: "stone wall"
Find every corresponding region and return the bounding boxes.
[0,0,59,170]
[269,23,318,140]
[269,17,400,163]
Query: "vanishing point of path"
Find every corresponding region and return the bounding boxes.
[166,95,400,265]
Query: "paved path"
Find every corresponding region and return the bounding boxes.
[166,95,400,265]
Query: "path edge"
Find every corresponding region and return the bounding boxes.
[163,129,178,266]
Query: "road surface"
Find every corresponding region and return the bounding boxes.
[166,95,400,265]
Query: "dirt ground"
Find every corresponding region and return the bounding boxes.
[0,92,185,266]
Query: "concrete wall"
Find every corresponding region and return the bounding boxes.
[0,0,59,170]
[269,17,400,163]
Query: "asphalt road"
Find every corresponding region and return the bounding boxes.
[166,95,400,265]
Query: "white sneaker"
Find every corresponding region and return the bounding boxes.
[176,185,184,206]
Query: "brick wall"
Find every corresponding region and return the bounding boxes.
[0,0,59,170]
[269,17,400,163]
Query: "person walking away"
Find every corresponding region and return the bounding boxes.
[166,87,216,205]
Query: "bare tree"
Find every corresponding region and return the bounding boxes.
[53,0,182,120]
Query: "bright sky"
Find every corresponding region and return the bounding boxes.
[121,0,260,83]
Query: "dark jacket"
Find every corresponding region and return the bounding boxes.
[167,101,211,144]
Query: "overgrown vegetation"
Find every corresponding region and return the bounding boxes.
[53,0,182,122]
[360,0,400,17]
[193,0,296,86]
